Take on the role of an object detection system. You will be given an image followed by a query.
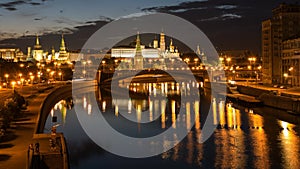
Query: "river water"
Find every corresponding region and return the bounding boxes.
[44,82,300,169]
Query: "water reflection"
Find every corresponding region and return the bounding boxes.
[279,120,300,169]
[44,81,300,169]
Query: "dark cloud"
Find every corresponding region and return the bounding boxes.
[4,7,17,11]
[0,0,27,7]
[142,0,300,53]
[30,2,41,5]
[0,19,110,52]
[0,0,46,11]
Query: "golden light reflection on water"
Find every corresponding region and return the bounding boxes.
[171,100,176,129]
[279,120,300,169]
[194,101,200,130]
[161,99,166,129]
[186,102,191,130]
[248,112,269,169]
[60,82,300,168]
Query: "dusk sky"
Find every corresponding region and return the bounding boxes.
[0,0,299,53]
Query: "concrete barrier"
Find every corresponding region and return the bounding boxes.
[237,85,270,97]
[259,93,300,114]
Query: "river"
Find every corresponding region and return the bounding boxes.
[44,81,300,169]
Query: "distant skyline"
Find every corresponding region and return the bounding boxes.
[0,0,299,53]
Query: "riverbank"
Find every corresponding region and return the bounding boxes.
[232,83,300,115]
[0,85,59,169]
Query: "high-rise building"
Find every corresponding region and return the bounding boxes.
[282,37,300,87]
[262,3,300,84]
[262,4,300,83]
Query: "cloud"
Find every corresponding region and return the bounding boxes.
[142,1,210,13]
[29,2,41,6]
[199,16,219,22]
[4,7,17,11]
[0,31,20,40]
[215,5,237,10]
[34,16,47,21]
[117,11,156,19]
[53,16,85,26]
[221,13,242,20]
[168,7,207,13]
[199,13,242,22]
[0,0,47,11]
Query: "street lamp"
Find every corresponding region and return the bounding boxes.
[289,67,294,87]
[11,81,16,91]
[83,61,87,77]
[248,57,256,80]
[20,78,24,86]
[5,74,9,83]
[58,72,62,81]
[37,74,41,83]
[226,57,231,65]
[30,75,34,85]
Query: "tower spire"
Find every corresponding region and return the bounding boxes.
[136,31,141,51]
[36,34,40,45]
[134,32,143,70]
[160,31,165,51]
[60,33,66,49]
[34,34,42,49]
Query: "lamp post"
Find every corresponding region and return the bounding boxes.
[11,81,16,91]
[248,57,256,81]
[289,67,294,87]
[82,61,86,78]
[58,72,62,81]
[226,57,231,67]
[5,74,9,84]
[284,73,288,85]
[30,75,34,85]
[20,78,24,86]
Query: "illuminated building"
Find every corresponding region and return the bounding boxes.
[32,35,44,61]
[282,37,300,86]
[57,34,69,62]
[0,48,25,62]
[111,31,180,69]
[262,3,300,84]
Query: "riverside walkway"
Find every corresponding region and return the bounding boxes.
[0,85,59,169]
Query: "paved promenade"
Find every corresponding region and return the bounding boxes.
[0,86,55,169]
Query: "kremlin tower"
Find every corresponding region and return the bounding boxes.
[134,32,143,70]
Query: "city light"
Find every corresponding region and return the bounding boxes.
[11,81,16,91]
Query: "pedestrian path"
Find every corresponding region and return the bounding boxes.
[0,89,53,169]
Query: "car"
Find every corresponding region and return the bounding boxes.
[279,85,287,89]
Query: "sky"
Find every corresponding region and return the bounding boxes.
[0,0,299,53]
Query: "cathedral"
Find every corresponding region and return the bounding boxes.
[28,34,70,63]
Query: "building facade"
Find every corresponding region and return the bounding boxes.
[261,3,300,84]
[0,48,25,61]
[111,32,180,70]
[282,37,300,86]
